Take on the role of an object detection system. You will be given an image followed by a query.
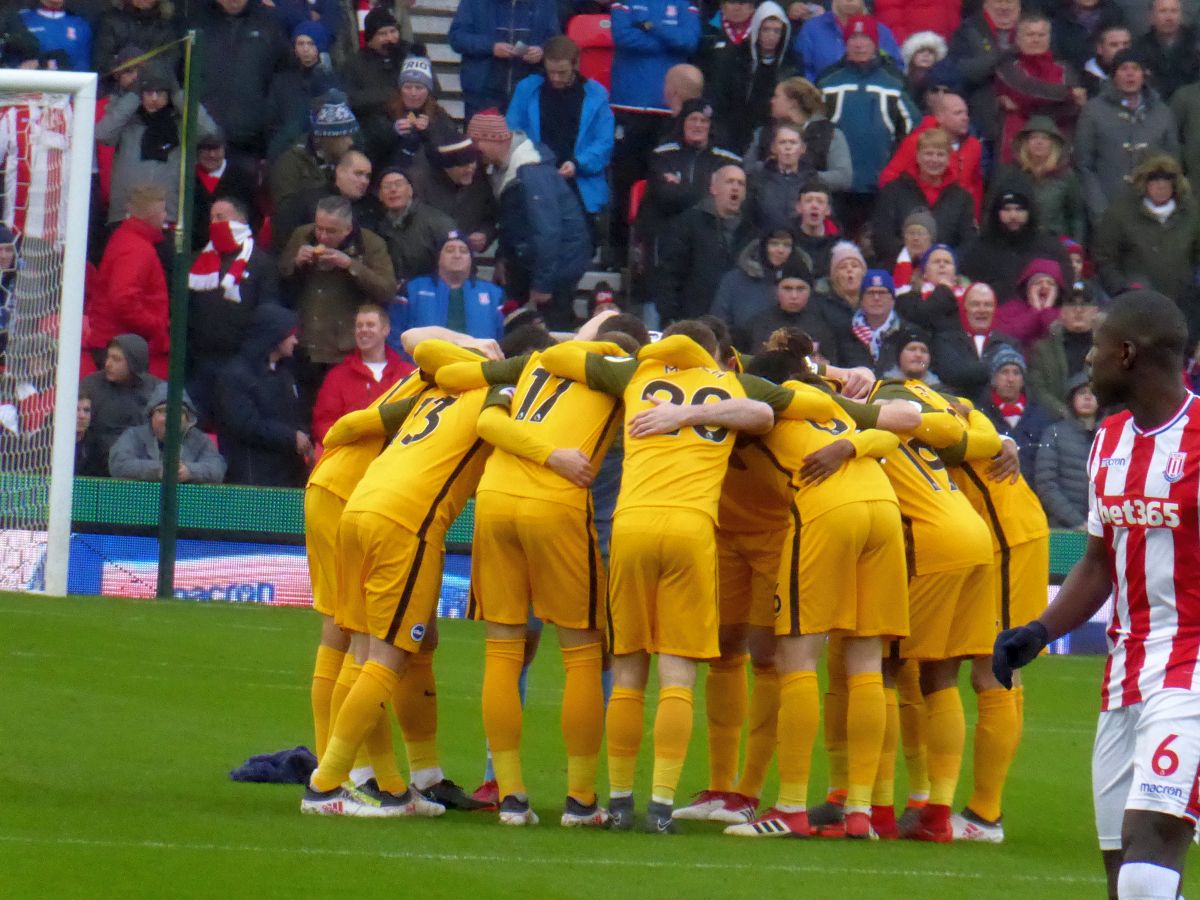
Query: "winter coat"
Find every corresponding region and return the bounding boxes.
[710,241,810,350]
[215,304,309,487]
[656,196,758,324]
[638,138,743,237]
[494,137,593,295]
[311,346,411,442]
[993,53,1081,166]
[981,397,1058,476]
[78,333,162,470]
[931,327,1020,400]
[506,73,615,213]
[95,91,219,224]
[1074,82,1179,228]
[1093,189,1200,299]
[1052,1,1126,71]
[195,0,288,154]
[1133,26,1200,102]
[837,313,920,374]
[93,0,181,72]
[407,153,499,247]
[989,156,1085,244]
[948,12,1015,141]
[746,115,853,192]
[747,159,819,233]
[367,199,457,284]
[819,57,919,193]
[88,217,170,378]
[20,4,91,70]
[960,191,1075,307]
[260,0,340,40]
[187,243,281,360]
[791,226,839,279]
[449,0,561,113]
[795,11,903,82]
[1169,82,1200,180]
[608,0,701,111]
[340,45,411,159]
[382,104,460,173]
[874,0,959,45]
[269,141,333,207]
[1028,320,1093,419]
[879,114,985,217]
[744,300,841,362]
[264,57,341,162]
[1035,411,1094,528]
[192,161,260,250]
[869,172,977,265]
[388,274,505,352]
[108,384,226,483]
[278,223,397,365]
[993,258,1066,353]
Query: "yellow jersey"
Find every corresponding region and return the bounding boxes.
[538,335,840,524]
[868,379,993,575]
[344,383,508,538]
[716,437,794,534]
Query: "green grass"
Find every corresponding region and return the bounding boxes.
[1,591,1194,898]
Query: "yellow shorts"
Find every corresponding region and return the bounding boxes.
[775,499,910,640]
[995,536,1051,630]
[335,509,442,652]
[717,528,786,629]
[304,484,347,618]
[470,490,605,630]
[900,563,995,661]
[608,507,719,659]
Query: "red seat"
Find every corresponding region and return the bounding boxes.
[628,179,647,226]
[567,15,614,92]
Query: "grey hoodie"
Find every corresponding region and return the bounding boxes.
[78,333,163,470]
[107,382,227,483]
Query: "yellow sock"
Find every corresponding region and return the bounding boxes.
[924,686,966,807]
[392,651,439,781]
[312,660,399,792]
[483,638,526,799]
[823,637,848,799]
[311,645,345,761]
[846,672,885,812]
[562,643,604,806]
[363,707,406,794]
[737,664,779,799]
[705,654,748,792]
[606,687,645,796]
[872,687,900,806]
[329,656,362,736]
[777,670,819,810]
[897,660,929,801]
[967,688,1020,822]
[651,686,694,804]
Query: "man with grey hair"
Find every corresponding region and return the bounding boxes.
[279,194,396,399]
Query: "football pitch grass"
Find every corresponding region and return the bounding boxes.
[3,591,1196,899]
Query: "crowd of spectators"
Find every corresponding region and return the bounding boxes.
[0,0,1197,523]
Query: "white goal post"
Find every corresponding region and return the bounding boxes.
[0,70,96,597]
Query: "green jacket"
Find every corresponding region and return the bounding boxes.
[1093,191,1200,298]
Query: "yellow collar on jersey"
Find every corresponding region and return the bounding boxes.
[637,335,720,371]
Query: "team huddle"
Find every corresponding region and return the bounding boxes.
[296,305,1050,845]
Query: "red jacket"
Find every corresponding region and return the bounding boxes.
[311,346,413,443]
[873,0,959,43]
[878,115,984,218]
[88,217,170,379]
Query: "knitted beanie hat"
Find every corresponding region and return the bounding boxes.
[363,7,398,43]
[466,108,512,143]
[432,136,480,169]
[829,240,866,271]
[293,21,332,53]
[401,55,435,92]
[311,90,358,137]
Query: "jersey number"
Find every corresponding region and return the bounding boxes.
[807,417,849,436]
[1152,733,1180,777]
[400,396,457,445]
[898,439,955,491]
[514,367,571,423]
[641,380,733,443]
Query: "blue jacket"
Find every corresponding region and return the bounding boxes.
[794,12,902,82]
[387,275,505,352]
[819,58,918,193]
[610,0,700,111]
[505,74,615,213]
[21,6,92,71]
[449,0,561,111]
[497,138,593,293]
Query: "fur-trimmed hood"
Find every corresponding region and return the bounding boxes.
[900,30,948,69]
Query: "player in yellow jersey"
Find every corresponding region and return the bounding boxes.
[301,330,549,817]
[941,401,1050,843]
[433,328,646,827]
[539,320,848,832]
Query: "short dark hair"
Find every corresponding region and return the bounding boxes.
[1103,289,1188,370]
[543,35,580,65]
[212,194,251,222]
[500,324,556,357]
[663,319,718,356]
[698,314,735,364]
[744,350,806,384]
[597,313,651,348]
[1018,10,1051,27]
[602,331,642,355]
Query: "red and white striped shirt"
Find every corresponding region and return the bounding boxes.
[1087,393,1200,711]
[0,93,71,242]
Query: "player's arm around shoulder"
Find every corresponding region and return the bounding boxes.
[437,354,530,393]
[401,327,503,361]
[539,341,636,394]
[475,385,595,487]
[740,373,838,423]
[411,338,500,376]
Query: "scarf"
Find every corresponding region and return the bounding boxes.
[1143,196,1177,223]
[983,9,1015,47]
[138,105,179,162]
[1018,51,1064,83]
[992,389,1026,426]
[188,220,254,302]
[851,308,899,360]
[723,18,751,43]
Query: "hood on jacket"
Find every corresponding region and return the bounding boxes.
[982,188,1043,241]
[901,30,948,68]
[1064,370,1091,411]
[1131,152,1191,199]
[493,132,546,196]
[1016,257,1066,295]
[144,381,198,421]
[1013,114,1071,170]
[110,333,150,377]
[241,304,298,360]
[737,237,814,281]
[750,2,791,67]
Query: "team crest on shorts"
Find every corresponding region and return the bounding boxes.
[411,623,426,642]
[1164,452,1187,484]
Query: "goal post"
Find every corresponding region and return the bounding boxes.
[0,69,96,597]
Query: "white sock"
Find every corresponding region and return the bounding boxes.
[349,765,375,786]
[1117,862,1180,900]
[410,766,443,790]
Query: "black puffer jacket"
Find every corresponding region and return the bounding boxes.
[93,0,182,72]
[656,197,758,324]
[214,304,309,487]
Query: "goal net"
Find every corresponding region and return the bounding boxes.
[0,71,96,596]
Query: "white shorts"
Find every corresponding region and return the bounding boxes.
[1092,688,1200,851]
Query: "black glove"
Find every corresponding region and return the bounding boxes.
[992,620,1050,689]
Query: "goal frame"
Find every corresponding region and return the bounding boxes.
[0,69,97,596]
